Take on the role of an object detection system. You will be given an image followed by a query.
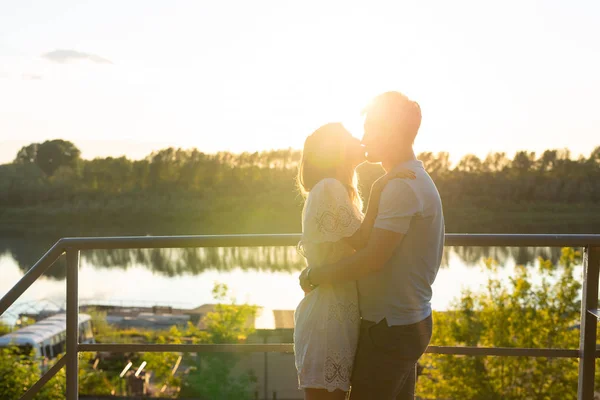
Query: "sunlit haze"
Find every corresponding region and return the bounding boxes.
[1,0,599,164]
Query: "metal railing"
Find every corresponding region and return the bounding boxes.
[1,234,599,399]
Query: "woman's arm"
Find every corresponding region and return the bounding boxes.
[343,168,415,250]
[342,188,380,250]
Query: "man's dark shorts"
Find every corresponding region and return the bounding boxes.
[349,314,432,400]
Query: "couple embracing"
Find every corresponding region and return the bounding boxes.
[293,91,445,399]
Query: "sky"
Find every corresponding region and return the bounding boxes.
[1,0,599,165]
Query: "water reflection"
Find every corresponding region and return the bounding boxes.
[0,236,68,279]
[451,246,563,267]
[0,235,572,280]
[84,246,306,276]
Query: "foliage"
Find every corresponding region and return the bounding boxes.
[87,308,112,339]
[15,316,37,328]
[203,283,259,343]
[80,285,258,398]
[14,139,81,177]
[2,142,600,237]
[179,283,259,400]
[0,332,112,398]
[141,326,184,398]
[0,321,11,336]
[181,353,257,400]
[78,352,115,396]
[0,346,65,399]
[417,248,588,399]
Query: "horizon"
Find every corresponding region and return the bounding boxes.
[1,137,597,167]
[1,1,600,166]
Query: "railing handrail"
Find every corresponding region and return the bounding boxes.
[1,233,599,400]
[58,233,600,249]
[77,343,592,358]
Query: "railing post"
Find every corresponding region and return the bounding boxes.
[66,248,80,400]
[578,246,600,400]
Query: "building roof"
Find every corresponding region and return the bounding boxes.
[191,305,295,330]
[272,310,295,329]
[0,313,91,346]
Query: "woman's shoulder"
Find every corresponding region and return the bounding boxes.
[310,178,346,194]
[304,178,353,216]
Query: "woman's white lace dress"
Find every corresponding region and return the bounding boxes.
[294,178,363,392]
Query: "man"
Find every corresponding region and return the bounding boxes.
[299,91,445,399]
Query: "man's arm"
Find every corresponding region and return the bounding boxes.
[309,227,405,285]
[300,178,421,291]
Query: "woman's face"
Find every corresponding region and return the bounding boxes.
[344,134,366,168]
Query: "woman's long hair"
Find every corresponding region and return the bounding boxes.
[296,123,362,211]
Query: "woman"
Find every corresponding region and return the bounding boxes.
[294,122,414,399]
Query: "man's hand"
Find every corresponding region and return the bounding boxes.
[372,168,415,194]
[299,267,315,294]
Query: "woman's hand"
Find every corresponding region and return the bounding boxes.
[345,168,416,251]
[372,168,416,194]
[299,267,317,294]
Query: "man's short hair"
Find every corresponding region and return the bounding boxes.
[363,91,422,144]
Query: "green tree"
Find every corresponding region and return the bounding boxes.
[180,283,259,400]
[0,321,11,335]
[142,326,184,397]
[14,143,39,164]
[417,248,586,399]
[457,154,484,173]
[483,152,510,172]
[418,151,451,177]
[590,146,600,166]
[0,346,65,399]
[512,151,536,173]
[15,139,81,177]
[78,352,116,396]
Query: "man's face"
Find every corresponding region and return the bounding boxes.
[361,115,388,163]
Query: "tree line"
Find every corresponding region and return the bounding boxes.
[1,139,600,236]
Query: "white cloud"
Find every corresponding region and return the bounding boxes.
[42,49,112,64]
